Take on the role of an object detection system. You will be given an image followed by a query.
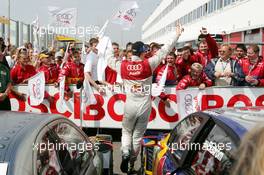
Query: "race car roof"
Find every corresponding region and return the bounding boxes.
[0,111,64,162]
[205,107,264,131]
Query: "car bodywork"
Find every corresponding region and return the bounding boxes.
[0,111,102,175]
[141,107,264,175]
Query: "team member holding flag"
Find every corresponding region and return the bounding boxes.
[58,50,84,99]
[37,53,59,102]
[106,24,183,174]
[84,38,103,93]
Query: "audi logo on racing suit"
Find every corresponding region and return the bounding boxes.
[126,64,143,71]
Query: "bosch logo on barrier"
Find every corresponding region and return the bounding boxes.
[184,94,193,113]
[126,64,142,71]
[56,13,73,20]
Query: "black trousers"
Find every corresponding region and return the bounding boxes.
[0,97,11,111]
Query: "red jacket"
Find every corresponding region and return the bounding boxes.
[58,62,84,84]
[105,66,117,85]
[238,58,264,86]
[37,64,59,84]
[196,34,219,67]
[10,64,36,84]
[176,73,212,90]
[176,55,199,79]
[155,64,179,85]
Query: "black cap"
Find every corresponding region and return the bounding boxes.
[132,41,148,55]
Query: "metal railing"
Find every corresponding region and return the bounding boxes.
[0,18,54,48]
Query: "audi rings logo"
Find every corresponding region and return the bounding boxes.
[33,79,42,99]
[56,13,73,20]
[126,8,136,17]
[184,94,193,113]
[126,64,142,71]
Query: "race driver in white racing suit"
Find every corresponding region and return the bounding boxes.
[106,25,183,174]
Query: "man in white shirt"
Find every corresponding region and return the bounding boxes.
[84,38,105,94]
[205,44,245,86]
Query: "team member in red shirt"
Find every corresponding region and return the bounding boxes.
[234,44,247,60]
[59,50,84,84]
[37,53,59,84]
[154,52,179,85]
[58,50,84,99]
[239,44,264,86]
[176,47,183,60]
[105,42,120,85]
[10,51,36,84]
[196,28,219,66]
[176,63,212,90]
[176,46,199,79]
[36,53,59,102]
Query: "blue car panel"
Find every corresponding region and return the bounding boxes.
[142,107,264,175]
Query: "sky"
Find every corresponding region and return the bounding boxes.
[0,0,161,47]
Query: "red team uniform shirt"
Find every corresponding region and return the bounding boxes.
[10,64,36,84]
[176,73,212,90]
[58,62,84,84]
[155,65,179,85]
[37,64,59,84]
[105,66,117,85]
[238,58,264,86]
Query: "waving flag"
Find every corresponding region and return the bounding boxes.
[48,7,77,27]
[81,42,87,64]
[152,64,169,97]
[0,162,8,175]
[97,20,109,39]
[28,72,45,106]
[58,76,65,105]
[82,79,97,107]
[61,42,70,68]
[32,16,40,55]
[112,1,139,30]
[97,36,112,81]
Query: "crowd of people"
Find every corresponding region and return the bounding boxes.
[0,27,264,109]
[1,26,264,174]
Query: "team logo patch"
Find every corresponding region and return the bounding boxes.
[126,64,143,71]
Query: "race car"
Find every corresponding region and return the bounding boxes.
[0,111,104,175]
[141,106,264,175]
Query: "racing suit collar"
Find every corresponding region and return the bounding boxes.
[131,55,142,61]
